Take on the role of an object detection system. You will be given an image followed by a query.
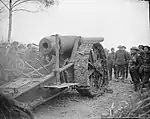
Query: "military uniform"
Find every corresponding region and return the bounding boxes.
[124,51,131,79]
[115,45,128,80]
[138,49,145,79]
[107,51,116,80]
[140,51,150,89]
[129,47,143,91]
[120,46,131,79]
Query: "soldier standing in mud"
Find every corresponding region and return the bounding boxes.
[138,45,145,81]
[139,46,150,90]
[122,46,131,79]
[107,48,116,80]
[7,41,19,69]
[114,45,127,81]
[24,44,33,63]
[129,47,143,92]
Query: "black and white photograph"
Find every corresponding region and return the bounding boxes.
[0,0,150,119]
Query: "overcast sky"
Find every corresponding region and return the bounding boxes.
[0,0,149,51]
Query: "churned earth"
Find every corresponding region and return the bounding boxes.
[33,78,135,119]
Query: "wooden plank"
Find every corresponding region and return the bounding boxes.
[4,69,19,72]
[25,61,45,78]
[35,58,49,73]
[42,83,79,89]
[12,72,54,98]
[0,73,54,98]
[5,78,31,89]
[59,63,74,72]
[70,36,81,62]
[2,62,74,98]
[4,68,30,78]
[27,56,55,75]
[55,34,60,84]
[30,88,68,109]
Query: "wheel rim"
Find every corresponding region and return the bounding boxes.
[87,72,99,94]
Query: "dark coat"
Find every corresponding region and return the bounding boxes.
[129,53,143,70]
[107,52,115,65]
[115,50,128,65]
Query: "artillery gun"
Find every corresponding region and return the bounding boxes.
[0,34,108,111]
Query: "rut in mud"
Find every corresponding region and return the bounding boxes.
[33,80,135,119]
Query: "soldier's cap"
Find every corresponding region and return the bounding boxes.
[122,46,126,49]
[27,43,32,47]
[12,41,19,45]
[130,46,139,51]
[118,45,123,48]
[111,47,114,49]
[144,45,150,50]
[138,45,144,47]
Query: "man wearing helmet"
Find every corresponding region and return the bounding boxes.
[107,48,116,80]
[114,45,128,81]
[139,46,150,90]
[122,46,131,79]
[129,47,143,92]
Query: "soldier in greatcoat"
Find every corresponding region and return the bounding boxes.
[107,48,116,80]
[139,46,150,90]
[129,47,143,92]
[114,45,128,81]
[122,46,131,79]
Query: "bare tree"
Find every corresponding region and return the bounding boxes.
[0,6,3,12]
[140,0,150,24]
[0,5,6,20]
[0,0,58,43]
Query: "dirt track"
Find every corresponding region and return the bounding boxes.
[33,79,135,119]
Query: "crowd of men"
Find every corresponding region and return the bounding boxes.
[1,41,42,69]
[1,41,39,61]
[0,41,42,81]
[107,45,150,92]
[1,40,150,93]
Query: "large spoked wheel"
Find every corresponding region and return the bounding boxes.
[88,74,98,93]
[76,75,98,98]
[75,43,108,97]
[76,51,102,97]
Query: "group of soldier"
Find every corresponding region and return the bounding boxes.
[107,45,150,92]
[0,41,42,82]
[5,42,39,68]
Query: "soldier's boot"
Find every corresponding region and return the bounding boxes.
[134,87,137,92]
[109,75,112,81]
[148,83,150,89]
[115,74,119,82]
[126,72,128,79]
[137,84,141,92]
[114,75,117,79]
[115,78,119,82]
[133,83,138,92]
[145,83,150,91]
[139,83,144,93]
[120,76,125,83]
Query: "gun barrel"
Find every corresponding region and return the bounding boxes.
[39,35,104,59]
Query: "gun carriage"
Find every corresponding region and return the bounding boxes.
[0,34,107,112]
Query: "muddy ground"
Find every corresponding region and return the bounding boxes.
[33,79,135,119]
